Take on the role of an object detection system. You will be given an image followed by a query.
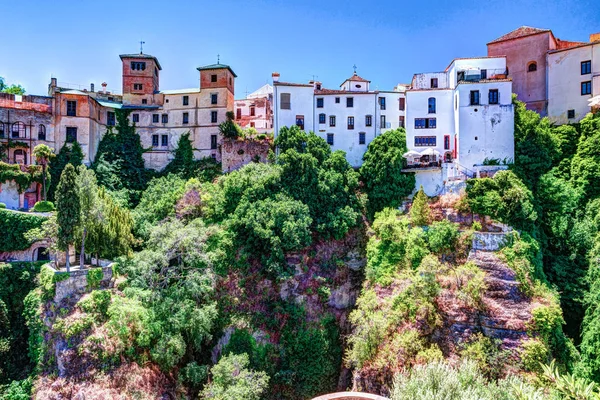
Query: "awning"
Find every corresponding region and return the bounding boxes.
[588,95,600,107]
[419,148,441,156]
[402,150,422,158]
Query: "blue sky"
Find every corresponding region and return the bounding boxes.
[1,0,598,98]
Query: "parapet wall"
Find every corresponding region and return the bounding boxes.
[50,264,114,303]
[221,137,271,172]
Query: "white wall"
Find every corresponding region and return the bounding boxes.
[547,43,599,124]
[0,181,21,209]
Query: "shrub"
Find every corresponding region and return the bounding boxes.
[427,219,460,254]
[151,333,186,370]
[78,290,111,317]
[106,295,155,355]
[202,353,269,400]
[54,314,95,339]
[520,338,549,373]
[179,361,209,388]
[86,268,103,290]
[0,203,5,209]
[0,210,46,252]
[32,201,55,213]
[454,262,487,309]
[410,186,431,226]
[39,264,68,301]
[472,221,482,231]
[460,333,511,380]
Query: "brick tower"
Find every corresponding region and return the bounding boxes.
[119,53,162,105]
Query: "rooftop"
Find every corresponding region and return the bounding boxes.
[487,26,551,45]
[196,63,237,77]
[119,53,162,70]
[160,88,201,95]
[340,72,371,87]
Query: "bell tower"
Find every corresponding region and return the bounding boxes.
[119,52,162,105]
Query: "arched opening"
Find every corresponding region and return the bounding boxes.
[428,97,436,114]
[38,124,46,140]
[0,122,5,138]
[528,62,537,72]
[13,149,26,164]
[444,151,453,162]
[11,121,26,138]
[36,247,50,261]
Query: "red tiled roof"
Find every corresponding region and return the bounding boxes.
[315,89,374,95]
[487,26,551,44]
[556,39,587,49]
[340,73,371,87]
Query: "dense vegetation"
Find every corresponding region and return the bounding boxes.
[2,106,600,399]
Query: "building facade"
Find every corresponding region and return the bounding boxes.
[234,84,273,133]
[404,57,515,196]
[487,26,600,122]
[0,52,236,209]
[272,71,407,167]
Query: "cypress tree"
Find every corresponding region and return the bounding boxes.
[55,164,81,272]
[48,142,84,201]
[410,186,431,226]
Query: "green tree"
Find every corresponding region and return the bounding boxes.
[410,186,431,226]
[219,111,242,139]
[163,132,197,179]
[32,144,55,201]
[76,166,100,268]
[0,77,26,95]
[202,353,269,400]
[55,164,81,272]
[48,141,83,201]
[360,128,415,216]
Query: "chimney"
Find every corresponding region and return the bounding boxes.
[90,83,95,92]
[591,33,600,43]
[50,77,57,88]
[101,82,107,93]
[272,72,280,83]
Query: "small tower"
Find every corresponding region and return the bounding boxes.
[196,62,237,95]
[119,52,162,105]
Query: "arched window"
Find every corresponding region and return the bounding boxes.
[11,122,25,138]
[428,97,436,114]
[319,113,326,124]
[0,122,4,138]
[38,124,46,140]
[528,62,537,72]
[14,149,26,164]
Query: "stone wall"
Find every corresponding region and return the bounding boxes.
[52,264,113,303]
[221,137,271,172]
[472,231,511,251]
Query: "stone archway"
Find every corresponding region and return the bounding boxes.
[35,247,50,261]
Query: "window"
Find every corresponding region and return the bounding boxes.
[399,98,405,110]
[431,78,438,88]
[153,114,159,123]
[211,74,217,82]
[346,97,353,108]
[414,136,436,146]
[347,116,354,130]
[335,97,340,104]
[130,61,146,71]
[211,111,218,123]
[581,60,592,75]
[319,113,326,124]
[132,113,140,123]
[470,90,480,105]
[183,95,189,105]
[359,132,366,145]
[582,81,592,95]
[489,89,499,105]
[480,69,487,80]
[107,112,115,126]
[66,127,77,143]
[161,135,168,147]
[428,97,436,113]
[327,133,334,145]
[568,109,575,119]
[399,116,405,128]
[183,112,189,124]
[296,115,305,130]
[250,122,255,128]
[528,62,537,72]
[142,99,147,104]
[211,93,218,105]
[414,118,436,129]
[380,115,386,129]
[280,93,291,109]
[211,135,218,149]
[66,100,77,116]
[365,115,372,127]
[14,149,26,165]
[0,123,4,138]
[236,108,242,119]
[250,106,255,117]
[38,124,46,140]
[379,97,386,110]
[152,135,159,147]
[162,114,169,123]
[12,122,24,138]
[329,115,336,127]
[444,135,450,150]
[317,98,324,108]
[133,83,143,90]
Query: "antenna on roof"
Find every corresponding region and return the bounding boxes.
[311,74,318,81]
[353,64,357,74]
[217,54,220,63]
[140,40,145,54]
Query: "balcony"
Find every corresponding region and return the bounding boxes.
[401,160,442,172]
[457,68,508,84]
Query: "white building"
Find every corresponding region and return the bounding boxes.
[234,84,273,133]
[272,71,407,167]
[404,56,515,196]
[547,38,600,124]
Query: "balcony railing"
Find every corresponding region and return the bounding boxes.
[457,68,508,83]
[402,161,442,171]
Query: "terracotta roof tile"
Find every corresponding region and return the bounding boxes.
[315,89,374,95]
[487,26,551,44]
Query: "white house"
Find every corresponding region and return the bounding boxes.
[234,84,273,133]
[547,38,600,124]
[272,71,407,167]
[405,56,515,196]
